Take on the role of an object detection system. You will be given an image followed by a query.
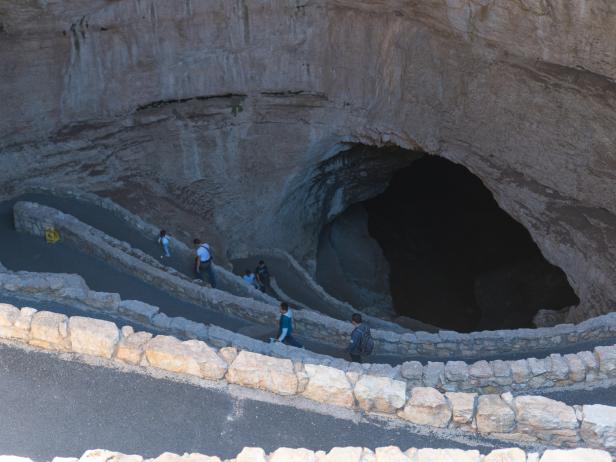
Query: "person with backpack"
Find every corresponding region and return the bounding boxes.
[273,302,303,348]
[255,260,271,294]
[193,238,217,288]
[348,313,374,363]
[158,230,171,259]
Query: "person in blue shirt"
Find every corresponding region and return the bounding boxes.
[275,302,303,348]
[243,269,258,289]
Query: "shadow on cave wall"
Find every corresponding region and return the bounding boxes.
[360,156,579,332]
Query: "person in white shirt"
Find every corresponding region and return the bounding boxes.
[158,230,171,258]
[193,238,217,288]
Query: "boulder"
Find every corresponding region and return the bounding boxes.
[361,449,377,462]
[514,396,579,445]
[490,360,513,386]
[444,361,469,383]
[268,448,316,462]
[0,303,19,328]
[236,447,267,462]
[218,346,238,365]
[400,361,423,381]
[398,387,451,428]
[564,353,586,382]
[0,303,25,340]
[546,354,569,381]
[117,331,153,365]
[29,311,70,351]
[422,362,444,388]
[581,404,616,450]
[226,351,298,396]
[320,447,362,462]
[68,316,119,358]
[484,448,526,462]
[445,392,476,426]
[145,336,227,379]
[9,307,37,341]
[79,450,143,462]
[577,351,599,381]
[118,300,159,323]
[469,360,493,379]
[302,364,354,408]
[538,448,612,462]
[84,291,121,311]
[374,447,409,462]
[413,449,480,461]
[475,395,515,434]
[595,346,616,376]
[172,454,220,462]
[353,375,406,414]
[510,360,530,384]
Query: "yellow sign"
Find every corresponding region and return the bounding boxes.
[44,226,60,244]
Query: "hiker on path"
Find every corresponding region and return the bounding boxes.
[348,313,374,363]
[158,230,171,258]
[193,238,217,288]
[274,302,303,348]
[255,260,271,294]
[243,269,259,289]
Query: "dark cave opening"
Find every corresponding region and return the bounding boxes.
[364,156,579,332]
[351,155,580,332]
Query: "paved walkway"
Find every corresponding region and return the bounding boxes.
[0,343,506,460]
[2,194,616,365]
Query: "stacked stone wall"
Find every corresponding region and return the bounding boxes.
[2,267,616,396]
[16,447,615,462]
[15,186,408,332]
[0,302,615,454]
[12,200,616,361]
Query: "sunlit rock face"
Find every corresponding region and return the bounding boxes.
[1,0,615,323]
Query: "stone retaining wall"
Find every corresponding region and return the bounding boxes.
[17,188,411,333]
[3,267,616,396]
[0,303,615,455]
[231,246,413,332]
[17,188,277,306]
[19,447,615,462]
[13,200,616,362]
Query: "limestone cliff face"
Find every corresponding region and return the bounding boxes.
[1,0,615,322]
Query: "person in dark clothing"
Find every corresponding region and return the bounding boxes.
[348,313,371,363]
[255,260,271,294]
[275,302,303,348]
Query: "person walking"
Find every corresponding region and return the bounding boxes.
[243,269,258,289]
[158,230,171,258]
[193,238,217,288]
[347,313,374,363]
[274,302,303,348]
[255,260,271,294]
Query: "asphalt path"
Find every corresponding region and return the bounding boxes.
[537,384,616,408]
[0,343,507,461]
[2,195,616,365]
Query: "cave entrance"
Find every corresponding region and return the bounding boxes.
[317,154,579,332]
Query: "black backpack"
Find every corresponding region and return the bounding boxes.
[358,325,374,355]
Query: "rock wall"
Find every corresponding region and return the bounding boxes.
[1,0,615,321]
[5,263,616,396]
[1,303,616,454]
[316,204,393,315]
[14,447,616,462]
[13,200,616,363]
